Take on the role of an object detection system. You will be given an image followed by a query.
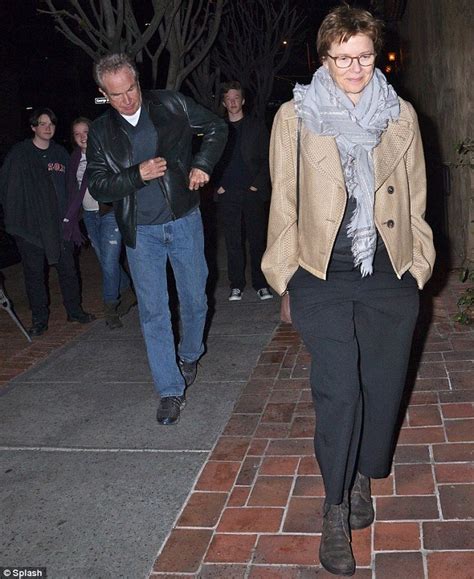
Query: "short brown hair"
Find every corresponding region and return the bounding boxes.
[221,81,245,100]
[29,107,57,127]
[316,4,383,61]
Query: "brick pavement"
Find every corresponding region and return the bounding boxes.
[150,271,474,578]
[1,252,473,577]
[0,247,103,391]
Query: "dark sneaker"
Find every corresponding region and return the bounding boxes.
[28,322,48,337]
[156,395,186,425]
[178,358,198,387]
[67,311,96,324]
[257,287,273,300]
[229,288,243,301]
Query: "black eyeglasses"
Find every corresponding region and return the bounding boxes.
[325,53,376,69]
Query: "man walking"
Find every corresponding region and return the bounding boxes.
[86,53,227,425]
[215,81,273,302]
[0,108,95,336]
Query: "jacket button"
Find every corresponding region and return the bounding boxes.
[387,185,395,194]
[387,219,395,228]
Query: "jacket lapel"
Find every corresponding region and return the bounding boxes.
[301,129,345,187]
[374,119,413,189]
[148,99,179,156]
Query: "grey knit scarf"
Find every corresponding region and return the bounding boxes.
[294,67,400,276]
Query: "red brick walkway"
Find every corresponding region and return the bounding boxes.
[1,256,473,577]
[0,248,103,390]
[150,271,474,578]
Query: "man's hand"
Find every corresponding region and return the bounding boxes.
[139,157,167,182]
[189,168,210,191]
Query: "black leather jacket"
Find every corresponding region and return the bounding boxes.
[86,90,228,247]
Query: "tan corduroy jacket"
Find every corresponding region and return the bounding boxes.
[261,98,436,295]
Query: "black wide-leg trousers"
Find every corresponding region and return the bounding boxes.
[289,249,419,504]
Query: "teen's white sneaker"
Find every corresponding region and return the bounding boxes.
[229,288,243,301]
[257,287,273,300]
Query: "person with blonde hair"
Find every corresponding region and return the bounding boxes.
[64,117,135,329]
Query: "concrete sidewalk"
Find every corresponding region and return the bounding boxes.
[0,244,280,578]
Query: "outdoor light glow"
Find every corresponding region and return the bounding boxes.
[385,65,392,74]
[388,52,397,62]
[283,40,288,45]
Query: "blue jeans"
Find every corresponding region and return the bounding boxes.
[126,209,208,397]
[83,210,130,302]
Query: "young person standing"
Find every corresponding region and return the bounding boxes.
[215,81,273,302]
[0,108,94,336]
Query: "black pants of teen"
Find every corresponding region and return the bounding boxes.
[218,188,268,291]
[14,236,82,325]
[288,248,419,505]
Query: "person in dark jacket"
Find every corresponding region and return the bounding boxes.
[0,108,95,336]
[86,53,228,425]
[63,117,135,329]
[215,81,273,302]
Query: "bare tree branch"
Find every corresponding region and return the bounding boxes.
[127,0,173,57]
[40,1,103,58]
[212,0,303,118]
[163,0,225,90]
[40,0,227,92]
[185,46,221,112]
[39,0,174,62]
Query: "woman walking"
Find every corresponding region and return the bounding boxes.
[262,5,435,575]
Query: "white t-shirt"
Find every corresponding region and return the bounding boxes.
[121,107,141,127]
[78,152,99,211]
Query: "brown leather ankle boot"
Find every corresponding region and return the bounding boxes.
[349,472,374,530]
[319,494,355,576]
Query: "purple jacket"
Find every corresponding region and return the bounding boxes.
[63,147,88,245]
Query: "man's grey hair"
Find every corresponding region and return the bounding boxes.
[93,53,139,90]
